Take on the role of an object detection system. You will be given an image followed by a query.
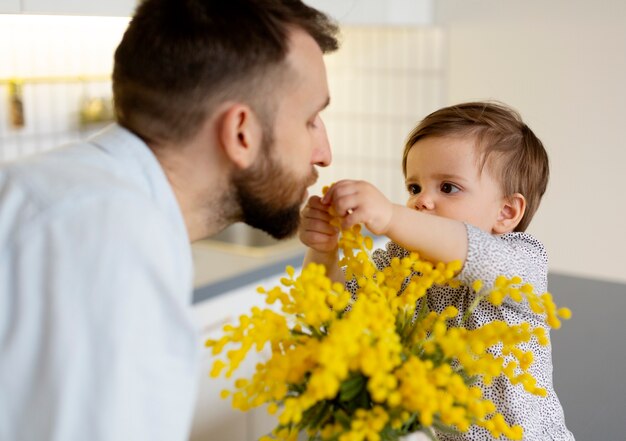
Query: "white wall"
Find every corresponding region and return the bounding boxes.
[313,26,446,205]
[436,0,626,284]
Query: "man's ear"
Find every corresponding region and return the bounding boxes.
[493,193,526,234]
[218,103,263,169]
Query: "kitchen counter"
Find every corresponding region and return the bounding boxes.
[191,236,307,304]
[191,225,385,304]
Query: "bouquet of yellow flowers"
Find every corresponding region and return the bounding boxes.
[207,220,570,441]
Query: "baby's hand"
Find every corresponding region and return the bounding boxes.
[298,195,340,253]
[322,180,393,235]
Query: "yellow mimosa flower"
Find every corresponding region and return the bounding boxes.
[207,185,570,441]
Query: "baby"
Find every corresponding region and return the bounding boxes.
[299,102,574,440]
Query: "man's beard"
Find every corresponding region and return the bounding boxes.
[231,136,317,240]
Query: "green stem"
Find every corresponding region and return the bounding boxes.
[461,288,485,324]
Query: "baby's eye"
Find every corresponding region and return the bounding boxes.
[407,183,421,195]
[441,183,460,194]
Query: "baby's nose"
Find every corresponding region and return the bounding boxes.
[413,194,434,211]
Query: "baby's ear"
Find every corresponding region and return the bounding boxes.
[493,193,526,234]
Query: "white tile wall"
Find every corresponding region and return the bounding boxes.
[0,15,129,162]
[0,18,446,203]
[0,81,114,161]
[314,26,446,204]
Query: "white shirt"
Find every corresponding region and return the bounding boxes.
[0,125,199,441]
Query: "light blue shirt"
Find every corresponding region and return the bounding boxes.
[0,125,199,440]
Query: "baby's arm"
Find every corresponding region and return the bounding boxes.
[299,195,344,283]
[322,179,468,265]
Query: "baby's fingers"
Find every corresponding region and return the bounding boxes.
[321,180,358,204]
[302,198,334,222]
[301,217,339,236]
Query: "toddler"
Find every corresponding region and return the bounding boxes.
[299,102,574,440]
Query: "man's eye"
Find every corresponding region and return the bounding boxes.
[441,183,460,194]
[407,184,421,195]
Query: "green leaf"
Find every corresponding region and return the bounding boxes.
[356,386,371,409]
[401,412,418,432]
[339,374,366,402]
[333,409,352,429]
[431,419,462,435]
[298,401,328,430]
[380,424,401,441]
[309,401,330,429]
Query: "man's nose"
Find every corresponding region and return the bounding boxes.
[311,116,331,167]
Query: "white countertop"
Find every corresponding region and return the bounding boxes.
[191,237,306,289]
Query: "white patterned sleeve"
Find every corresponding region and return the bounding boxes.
[458,223,549,294]
[372,241,409,269]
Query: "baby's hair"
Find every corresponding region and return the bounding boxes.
[403,101,549,232]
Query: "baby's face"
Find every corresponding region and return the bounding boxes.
[404,135,505,233]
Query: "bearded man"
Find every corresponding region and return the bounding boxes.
[0,1,338,440]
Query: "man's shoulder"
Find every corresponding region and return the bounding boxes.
[0,141,165,246]
[4,140,133,197]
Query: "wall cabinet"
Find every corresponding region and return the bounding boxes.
[4,0,433,22]
[2,0,136,16]
[191,273,285,441]
[190,290,250,441]
[0,0,20,14]
[305,0,433,26]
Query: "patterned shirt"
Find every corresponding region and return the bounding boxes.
[348,224,574,440]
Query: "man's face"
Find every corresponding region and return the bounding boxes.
[232,28,332,239]
[232,129,318,239]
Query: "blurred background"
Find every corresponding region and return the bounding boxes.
[1,0,624,439]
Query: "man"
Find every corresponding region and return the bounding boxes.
[0,1,338,440]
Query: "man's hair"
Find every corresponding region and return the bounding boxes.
[113,0,339,145]
[402,102,549,232]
